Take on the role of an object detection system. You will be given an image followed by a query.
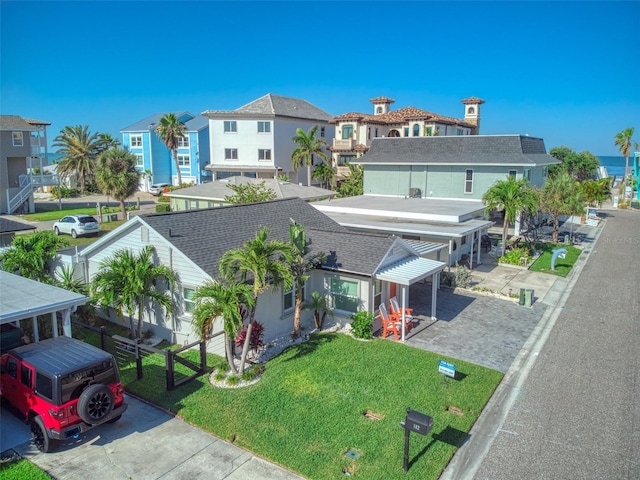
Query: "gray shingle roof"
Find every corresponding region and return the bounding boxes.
[0,218,36,234]
[121,112,206,132]
[140,197,368,278]
[0,115,37,131]
[202,94,332,122]
[354,135,561,166]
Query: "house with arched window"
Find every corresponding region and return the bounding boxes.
[329,96,484,179]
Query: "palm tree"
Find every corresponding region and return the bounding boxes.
[482,176,537,256]
[53,125,103,194]
[303,291,334,330]
[0,231,67,283]
[192,280,254,374]
[614,128,638,200]
[95,148,141,220]
[291,126,328,186]
[288,220,325,336]
[312,160,336,189]
[96,133,121,154]
[219,227,294,373]
[155,113,186,186]
[538,173,584,243]
[92,246,176,339]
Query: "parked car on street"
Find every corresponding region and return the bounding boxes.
[53,214,100,238]
[149,183,170,196]
[0,336,127,453]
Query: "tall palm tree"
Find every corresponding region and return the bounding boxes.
[155,113,186,186]
[312,160,336,189]
[538,173,584,243]
[92,246,176,339]
[291,125,328,186]
[219,227,294,373]
[95,148,141,220]
[192,280,254,374]
[96,133,121,154]
[0,231,67,283]
[482,176,537,256]
[53,125,103,194]
[614,128,638,199]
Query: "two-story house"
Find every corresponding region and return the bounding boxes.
[201,94,334,184]
[329,96,484,178]
[121,112,211,190]
[0,115,57,214]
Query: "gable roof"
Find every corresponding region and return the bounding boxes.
[140,197,350,277]
[202,94,332,122]
[120,112,203,132]
[353,135,561,167]
[165,177,337,202]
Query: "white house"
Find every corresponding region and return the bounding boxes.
[202,94,335,185]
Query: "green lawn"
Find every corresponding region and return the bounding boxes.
[0,458,51,480]
[115,333,502,479]
[529,243,582,277]
[20,205,128,222]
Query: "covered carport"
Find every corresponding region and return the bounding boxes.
[0,270,88,342]
[375,256,446,342]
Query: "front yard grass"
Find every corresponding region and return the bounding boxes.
[529,243,581,277]
[119,332,503,479]
[0,457,51,480]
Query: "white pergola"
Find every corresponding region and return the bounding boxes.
[375,256,446,342]
[0,271,88,341]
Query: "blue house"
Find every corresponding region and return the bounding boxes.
[121,112,211,190]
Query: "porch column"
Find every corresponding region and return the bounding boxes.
[51,312,58,337]
[476,232,482,266]
[32,316,39,342]
[61,308,72,337]
[431,272,439,320]
[401,285,407,342]
[448,239,453,270]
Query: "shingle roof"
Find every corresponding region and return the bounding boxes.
[165,177,337,202]
[140,197,355,278]
[353,135,561,166]
[0,218,36,234]
[121,112,200,132]
[0,115,37,131]
[202,94,332,122]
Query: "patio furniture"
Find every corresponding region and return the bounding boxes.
[379,303,402,341]
[389,297,414,331]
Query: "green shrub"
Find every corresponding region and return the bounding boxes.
[155,203,170,213]
[349,311,374,340]
[51,186,72,199]
[157,195,170,203]
[499,247,530,265]
[213,371,226,382]
[226,375,240,386]
[454,264,471,288]
[241,368,258,382]
[441,271,455,286]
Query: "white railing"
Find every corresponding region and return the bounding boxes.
[332,138,354,150]
[7,182,33,214]
[30,174,60,186]
[7,174,59,214]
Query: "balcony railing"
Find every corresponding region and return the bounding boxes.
[332,138,354,150]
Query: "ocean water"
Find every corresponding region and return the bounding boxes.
[597,156,628,178]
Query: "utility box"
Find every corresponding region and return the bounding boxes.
[519,288,526,306]
[524,289,534,307]
[404,409,433,436]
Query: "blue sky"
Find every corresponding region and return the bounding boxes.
[2,1,638,156]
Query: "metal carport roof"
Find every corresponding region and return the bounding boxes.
[375,256,446,286]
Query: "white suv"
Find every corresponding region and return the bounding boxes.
[53,215,100,238]
[149,183,170,196]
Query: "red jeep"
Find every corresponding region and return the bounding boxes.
[1,336,127,452]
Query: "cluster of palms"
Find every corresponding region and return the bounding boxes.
[52,114,188,219]
[482,128,636,255]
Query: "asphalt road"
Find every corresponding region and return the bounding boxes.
[444,209,640,479]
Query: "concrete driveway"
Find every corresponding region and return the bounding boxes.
[6,395,303,480]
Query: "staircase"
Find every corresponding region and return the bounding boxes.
[7,173,60,214]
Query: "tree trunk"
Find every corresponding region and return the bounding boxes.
[293,285,303,334]
[553,215,560,243]
[238,301,257,374]
[120,199,128,222]
[501,218,509,257]
[225,335,238,374]
[307,164,312,187]
[137,301,144,339]
[173,148,182,186]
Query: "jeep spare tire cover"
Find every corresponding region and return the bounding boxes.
[78,384,114,424]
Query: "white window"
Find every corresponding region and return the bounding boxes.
[284,282,306,313]
[258,149,271,161]
[130,134,142,147]
[257,121,271,133]
[135,154,144,166]
[329,277,359,313]
[224,121,237,133]
[177,136,189,148]
[464,169,473,194]
[177,154,190,167]
[12,132,23,146]
[225,148,238,160]
[183,287,196,314]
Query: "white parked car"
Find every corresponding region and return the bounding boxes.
[53,215,100,238]
[149,183,170,196]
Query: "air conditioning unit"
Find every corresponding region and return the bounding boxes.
[409,188,421,198]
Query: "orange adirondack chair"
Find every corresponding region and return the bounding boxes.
[379,303,401,341]
[389,297,413,331]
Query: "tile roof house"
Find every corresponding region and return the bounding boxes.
[66,198,445,353]
[201,94,335,185]
[0,115,55,214]
[329,96,484,178]
[120,112,211,190]
[164,176,337,212]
